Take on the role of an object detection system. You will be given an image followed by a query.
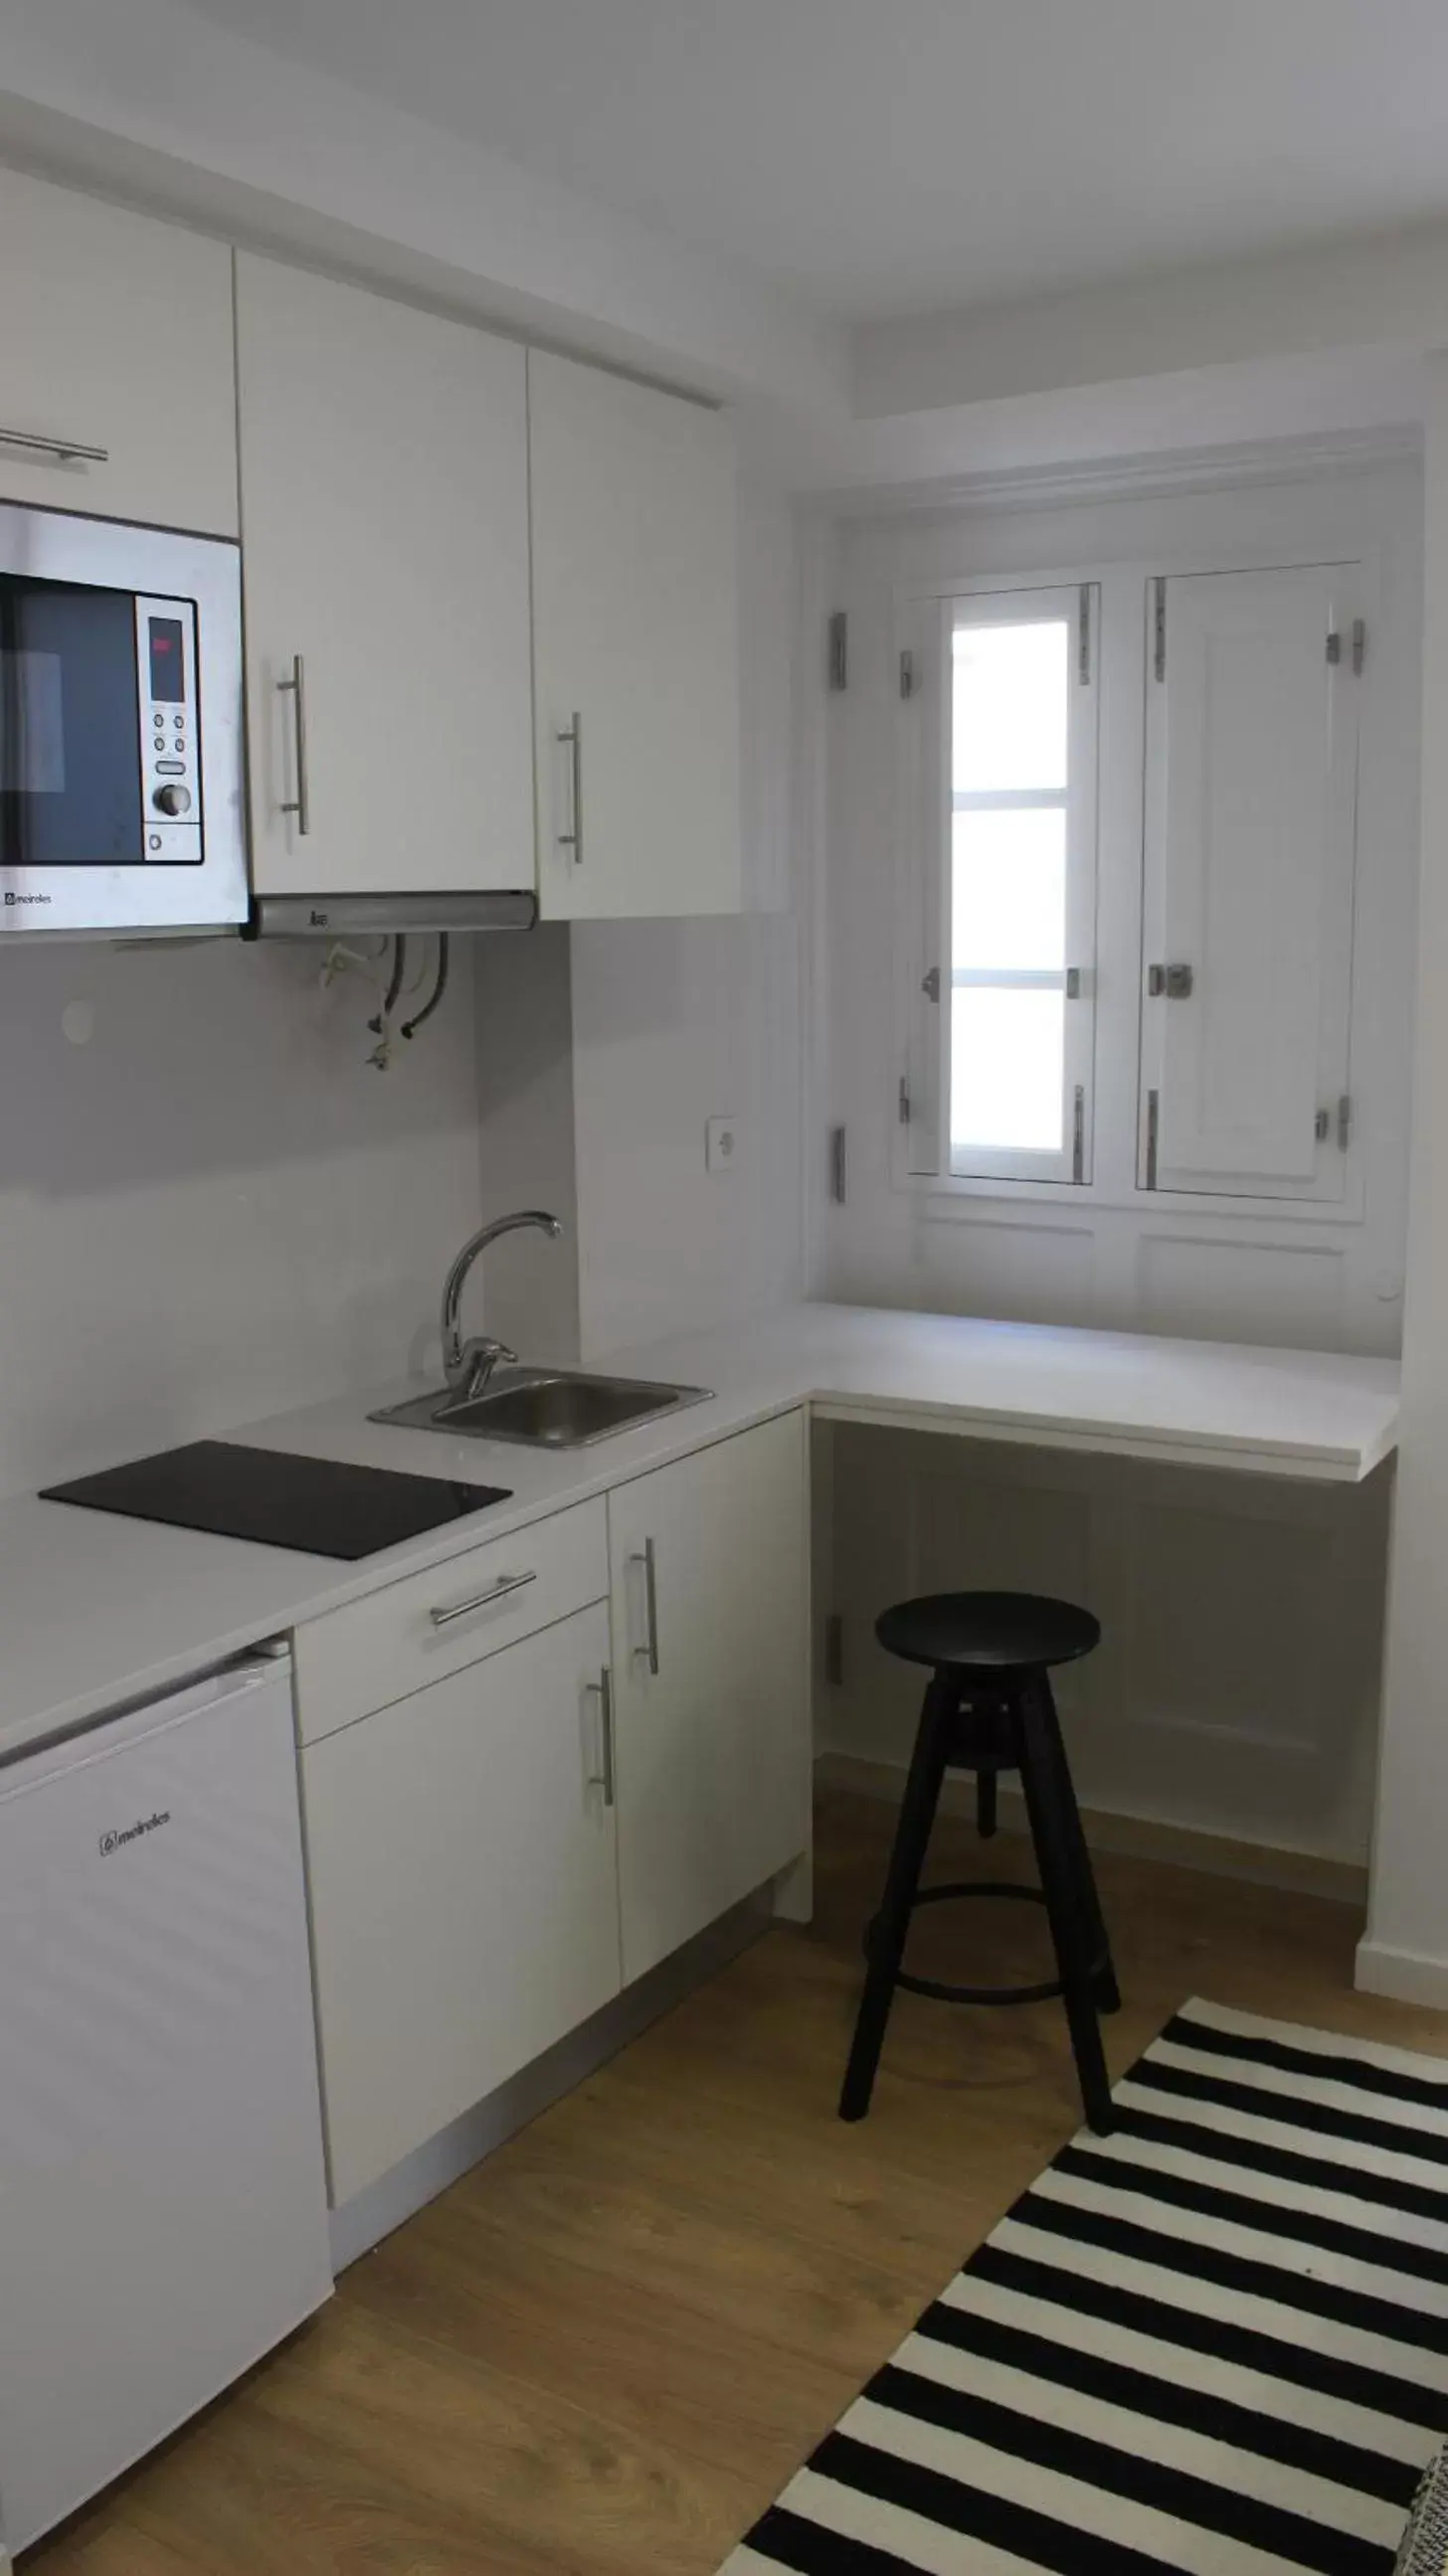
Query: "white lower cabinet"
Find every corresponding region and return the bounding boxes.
[607,1412,811,1983]
[302,1599,620,2206]
[299,1416,811,2204]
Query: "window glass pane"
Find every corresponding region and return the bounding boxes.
[951,987,1064,1154]
[953,619,1067,792]
[953,807,1066,972]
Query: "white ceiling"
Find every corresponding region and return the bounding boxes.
[179,0,1448,324]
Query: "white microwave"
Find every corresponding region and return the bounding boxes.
[0,502,246,937]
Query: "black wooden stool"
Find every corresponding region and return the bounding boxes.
[838,1591,1120,2135]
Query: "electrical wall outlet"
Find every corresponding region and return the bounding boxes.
[705,1115,742,1174]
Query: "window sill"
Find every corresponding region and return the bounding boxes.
[895,1167,1366,1229]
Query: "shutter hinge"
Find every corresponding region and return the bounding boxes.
[822,1613,845,1688]
[1072,1085,1085,1185]
[898,1074,912,1125]
[1145,1089,1160,1190]
[828,1123,847,1204]
[1338,1093,1352,1150]
[899,647,916,700]
[1315,1108,1330,1142]
[921,963,942,1003]
[1153,577,1167,681]
[1353,617,1366,675]
[1148,961,1193,999]
[827,610,847,692]
[1078,584,1091,686]
[1327,628,1342,665]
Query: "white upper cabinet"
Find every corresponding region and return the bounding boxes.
[237,255,534,900]
[1141,564,1361,1201]
[606,1413,810,1984]
[529,349,742,921]
[0,166,238,536]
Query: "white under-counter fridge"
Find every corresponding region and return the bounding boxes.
[0,1649,332,2556]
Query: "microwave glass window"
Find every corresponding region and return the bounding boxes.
[0,581,143,867]
[0,652,65,794]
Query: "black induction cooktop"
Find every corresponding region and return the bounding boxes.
[40,1440,512,1561]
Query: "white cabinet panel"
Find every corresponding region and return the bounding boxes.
[607,1414,810,1982]
[294,1498,608,1742]
[1142,564,1359,1199]
[237,256,534,899]
[529,349,742,921]
[0,166,238,536]
[302,1601,620,2205]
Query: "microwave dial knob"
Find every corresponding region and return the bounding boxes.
[152,783,192,817]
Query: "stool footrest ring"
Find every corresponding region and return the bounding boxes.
[865,1879,1105,2010]
[895,1967,1065,2006]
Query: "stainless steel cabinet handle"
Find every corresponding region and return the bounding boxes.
[429,1568,537,1629]
[0,424,108,465]
[557,713,583,865]
[278,655,311,837]
[586,1666,617,1806]
[631,1538,660,1674]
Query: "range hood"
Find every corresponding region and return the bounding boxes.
[244,891,537,939]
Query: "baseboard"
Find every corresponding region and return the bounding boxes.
[328,1886,773,2275]
[816,1750,1368,1907]
[1354,1938,1448,2007]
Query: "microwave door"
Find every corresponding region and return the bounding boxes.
[0,578,145,877]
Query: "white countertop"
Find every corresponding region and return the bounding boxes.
[0,1300,1399,1767]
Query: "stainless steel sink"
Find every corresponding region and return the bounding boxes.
[369,1365,713,1450]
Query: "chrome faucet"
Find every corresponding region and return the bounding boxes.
[441,1209,563,1402]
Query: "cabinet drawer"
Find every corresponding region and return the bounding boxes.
[294,1499,607,1743]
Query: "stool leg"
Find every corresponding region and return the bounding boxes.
[977,1769,997,1839]
[1015,1681,1114,2135]
[1036,1678,1120,2013]
[839,1674,952,2123]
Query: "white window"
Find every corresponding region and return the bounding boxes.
[1140,564,1360,1202]
[904,584,1098,1186]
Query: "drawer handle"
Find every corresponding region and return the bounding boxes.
[0,424,109,465]
[430,1569,537,1630]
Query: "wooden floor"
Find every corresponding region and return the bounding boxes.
[30,1790,1448,2576]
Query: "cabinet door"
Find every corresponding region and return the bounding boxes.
[608,1414,810,1983]
[0,166,237,535]
[301,1601,619,2205]
[237,255,534,899]
[529,349,741,921]
[1141,564,1360,1200]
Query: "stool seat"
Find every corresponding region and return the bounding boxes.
[876,1590,1101,1673]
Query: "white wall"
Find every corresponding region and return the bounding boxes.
[566,476,809,1357]
[855,224,1448,426]
[0,0,846,418]
[1361,360,1448,1998]
[471,925,581,1363]
[0,935,490,1498]
[814,451,1421,1867]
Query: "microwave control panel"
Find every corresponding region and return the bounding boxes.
[133,596,202,865]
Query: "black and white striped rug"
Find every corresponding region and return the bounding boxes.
[722,1999,1448,2575]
